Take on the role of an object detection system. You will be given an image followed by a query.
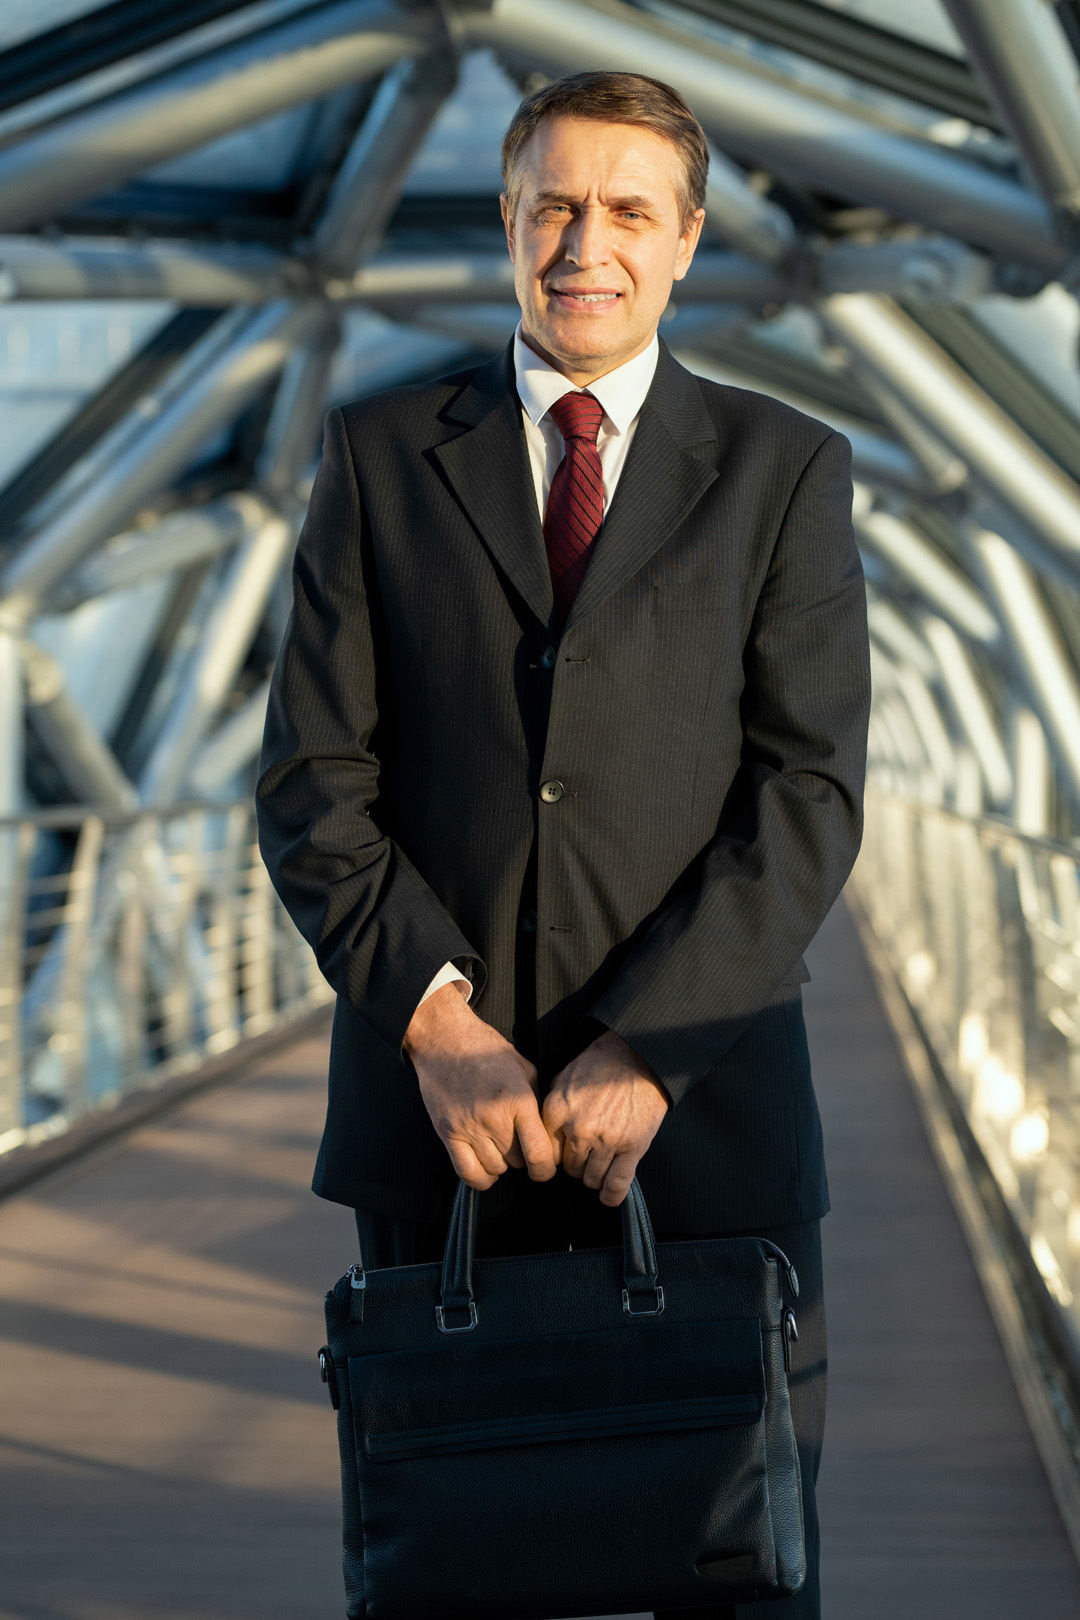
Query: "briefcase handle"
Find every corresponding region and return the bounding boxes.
[436,1176,664,1333]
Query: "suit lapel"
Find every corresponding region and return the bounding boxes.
[565,342,720,632]
[430,344,553,626]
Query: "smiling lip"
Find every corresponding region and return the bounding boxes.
[548,288,623,306]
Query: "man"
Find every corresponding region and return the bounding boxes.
[258,70,869,1620]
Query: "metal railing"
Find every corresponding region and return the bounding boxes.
[854,787,1080,1351]
[0,801,331,1154]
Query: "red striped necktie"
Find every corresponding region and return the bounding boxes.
[543,391,606,616]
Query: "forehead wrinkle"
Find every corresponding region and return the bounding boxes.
[529,189,661,211]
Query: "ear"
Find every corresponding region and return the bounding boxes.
[500,193,516,264]
[672,207,705,283]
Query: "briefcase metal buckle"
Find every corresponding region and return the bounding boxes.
[622,1284,664,1316]
[435,1301,479,1333]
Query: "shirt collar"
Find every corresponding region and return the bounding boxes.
[513,323,660,435]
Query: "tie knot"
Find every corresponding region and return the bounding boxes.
[548,391,604,444]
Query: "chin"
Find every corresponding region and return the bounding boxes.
[541,321,632,363]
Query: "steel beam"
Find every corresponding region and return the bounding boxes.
[188,679,272,798]
[677,349,929,494]
[943,0,1080,215]
[0,235,308,303]
[0,0,439,233]
[50,502,249,611]
[461,0,1067,273]
[703,146,794,264]
[256,319,342,495]
[817,236,994,303]
[0,300,322,622]
[921,615,1012,806]
[852,499,1000,643]
[822,295,1080,575]
[348,249,787,307]
[139,503,294,805]
[313,50,459,278]
[21,642,137,809]
[976,528,1080,801]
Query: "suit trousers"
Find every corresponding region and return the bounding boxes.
[353,1174,826,1620]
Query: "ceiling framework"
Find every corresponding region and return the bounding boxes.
[0,0,1076,827]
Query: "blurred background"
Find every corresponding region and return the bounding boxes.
[4,1,1080,1615]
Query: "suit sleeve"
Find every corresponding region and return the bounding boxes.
[256,407,485,1057]
[589,430,870,1104]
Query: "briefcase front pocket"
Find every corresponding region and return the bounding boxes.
[350,1316,779,1619]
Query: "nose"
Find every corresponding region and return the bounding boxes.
[563,206,611,270]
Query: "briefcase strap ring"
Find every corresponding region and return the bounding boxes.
[436,1300,479,1333]
[622,1284,664,1316]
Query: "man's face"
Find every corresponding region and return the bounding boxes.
[501,116,704,381]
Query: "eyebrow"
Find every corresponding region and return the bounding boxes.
[530,191,656,211]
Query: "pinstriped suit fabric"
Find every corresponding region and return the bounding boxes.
[256,339,871,1228]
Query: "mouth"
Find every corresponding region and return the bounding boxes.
[547,288,623,307]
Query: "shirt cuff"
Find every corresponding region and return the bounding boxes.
[419,960,473,1007]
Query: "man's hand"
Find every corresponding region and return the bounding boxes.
[542,1030,669,1207]
[404,983,557,1191]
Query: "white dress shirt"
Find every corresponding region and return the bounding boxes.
[418,326,661,1012]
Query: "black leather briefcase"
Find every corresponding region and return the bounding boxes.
[320,1178,805,1619]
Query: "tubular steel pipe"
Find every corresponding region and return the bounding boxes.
[21,642,137,809]
[822,295,1080,574]
[0,0,438,233]
[313,50,459,277]
[921,615,1012,806]
[976,529,1080,802]
[462,0,1067,272]
[348,249,788,306]
[0,235,308,303]
[703,146,795,264]
[0,301,322,621]
[943,0,1080,214]
[853,501,1001,644]
[52,502,249,610]
[138,505,295,805]
[678,350,930,494]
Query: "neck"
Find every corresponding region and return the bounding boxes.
[519,325,657,387]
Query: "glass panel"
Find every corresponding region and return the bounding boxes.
[0,302,174,492]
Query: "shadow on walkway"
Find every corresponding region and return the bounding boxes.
[0,897,1078,1617]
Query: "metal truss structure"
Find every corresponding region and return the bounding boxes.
[7,0,1080,1379]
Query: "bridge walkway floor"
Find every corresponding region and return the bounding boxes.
[0,897,1078,1619]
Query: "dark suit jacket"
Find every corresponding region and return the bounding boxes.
[256,337,870,1231]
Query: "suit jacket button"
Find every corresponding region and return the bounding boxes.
[539,780,564,804]
[541,646,557,670]
[520,910,538,934]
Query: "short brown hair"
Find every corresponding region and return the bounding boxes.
[501,70,709,228]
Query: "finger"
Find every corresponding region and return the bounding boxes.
[504,1137,525,1170]
[470,1135,510,1178]
[541,1088,568,1134]
[514,1105,558,1181]
[445,1138,498,1191]
[599,1150,639,1207]
[560,1135,590,1179]
[582,1145,615,1191]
